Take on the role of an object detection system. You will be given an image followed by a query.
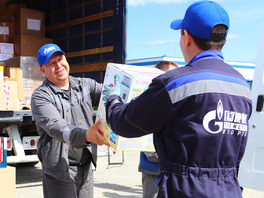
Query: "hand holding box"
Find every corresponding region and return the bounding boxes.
[96,63,164,151]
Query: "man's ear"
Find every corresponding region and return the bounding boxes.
[183,30,192,46]
[40,67,45,75]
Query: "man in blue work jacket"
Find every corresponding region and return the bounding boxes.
[103,1,252,198]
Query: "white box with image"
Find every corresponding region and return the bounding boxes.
[96,63,164,151]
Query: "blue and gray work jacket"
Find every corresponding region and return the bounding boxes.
[31,76,102,182]
[106,51,252,198]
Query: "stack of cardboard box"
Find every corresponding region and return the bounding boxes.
[0,63,18,110]
[0,3,52,110]
[12,6,53,57]
[0,6,14,62]
[4,56,44,109]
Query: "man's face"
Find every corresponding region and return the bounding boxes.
[40,52,70,86]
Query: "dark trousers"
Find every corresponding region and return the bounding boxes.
[42,163,93,198]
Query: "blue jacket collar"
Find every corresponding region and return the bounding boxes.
[189,50,224,64]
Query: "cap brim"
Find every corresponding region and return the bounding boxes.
[170,19,183,30]
[43,50,66,65]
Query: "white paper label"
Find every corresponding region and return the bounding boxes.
[0,26,9,35]
[0,54,13,61]
[27,18,41,31]
[0,43,14,54]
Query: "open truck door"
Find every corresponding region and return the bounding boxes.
[238,20,264,191]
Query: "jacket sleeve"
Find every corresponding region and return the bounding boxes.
[105,77,173,138]
[31,88,88,147]
[87,78,102,107]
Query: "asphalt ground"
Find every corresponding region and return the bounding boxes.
[15,146,264,198]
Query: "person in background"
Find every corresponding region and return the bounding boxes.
[31,44,109,198]
[103,1,252,197]
[138,61,178,198]
[155,61,178,72]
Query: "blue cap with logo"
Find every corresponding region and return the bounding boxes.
[170,1,229,40]
[37,44,66,67]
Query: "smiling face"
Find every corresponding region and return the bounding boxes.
[40,52,70,89]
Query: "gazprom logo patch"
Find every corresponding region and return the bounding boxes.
[44,46,56,54]
[202,100,248,136]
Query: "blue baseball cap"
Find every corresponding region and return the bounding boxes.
[170,1,229,40]
[37,44,65,67]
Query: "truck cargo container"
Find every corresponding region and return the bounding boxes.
[0,0,126,165]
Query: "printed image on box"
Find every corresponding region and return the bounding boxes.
[96,63,164,151]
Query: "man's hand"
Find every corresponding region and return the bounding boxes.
[86,120,110,146]
[102,74,121,102]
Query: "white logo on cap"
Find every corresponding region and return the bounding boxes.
[44,46,56,54]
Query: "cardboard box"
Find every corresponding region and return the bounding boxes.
[0,65,3,80]
[96,63,164,151]
[4,67,24,99]
[18,77,43,109]
[0,42,14,54]
[0,53,13,61]
[4,56,45,80]
[13,35,53,57]
[18,97,31,110]
[4,56,44,102]
[23,78,43,100]
[0,79,18,110]
[0,0,6,7]
[0,6,10,22]
[16,7,45,36]
[0,21,15,42]
[0,166,16,198]
[8,3,27,21]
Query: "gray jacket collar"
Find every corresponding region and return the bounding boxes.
[44,76,78,93]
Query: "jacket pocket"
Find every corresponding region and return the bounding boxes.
[41,139,61,169]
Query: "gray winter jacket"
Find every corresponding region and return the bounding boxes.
[31,76,102,182]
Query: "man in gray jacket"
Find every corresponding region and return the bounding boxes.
[31,43,109,198]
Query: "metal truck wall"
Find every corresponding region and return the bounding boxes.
[27,0,126,83]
